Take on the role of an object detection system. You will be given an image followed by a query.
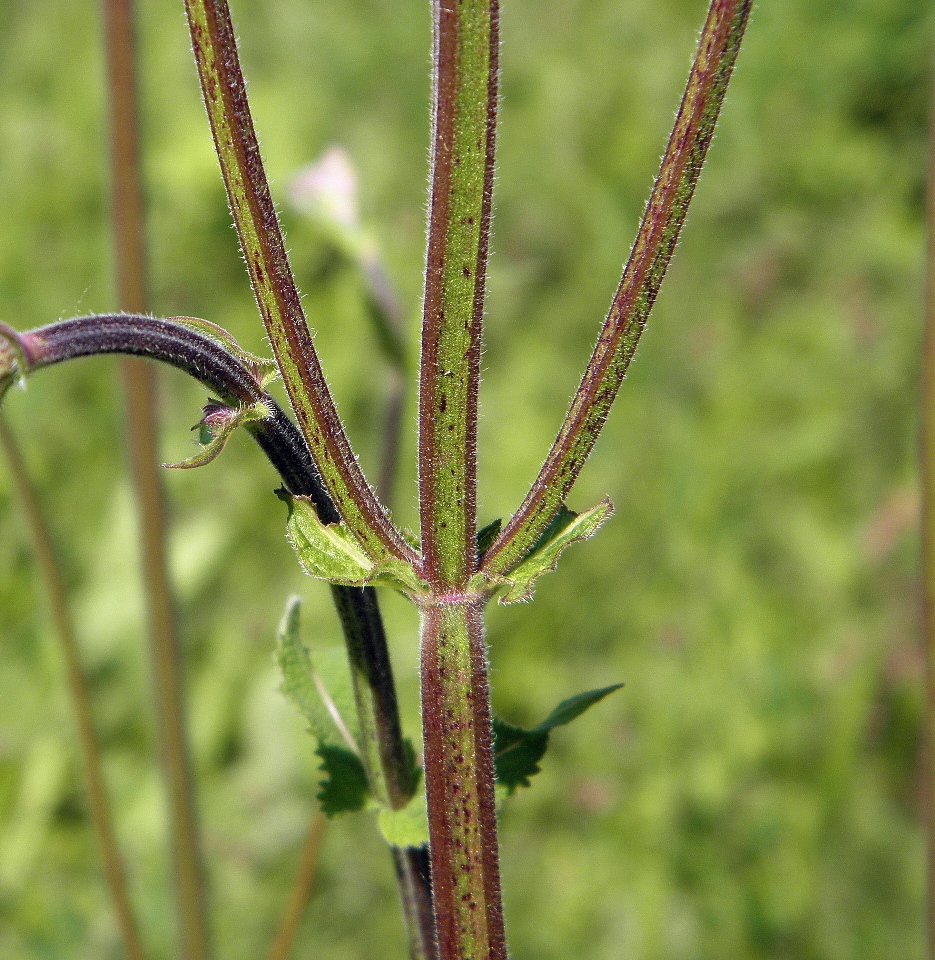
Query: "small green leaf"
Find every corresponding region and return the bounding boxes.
[478,499,613,604]
[493,683,623,795]
[378,782,429,848]
[317,744,371,816]
[283,494,428,595]
[537,683,624,731]
[276,596,359,751]
[165,398,270,470]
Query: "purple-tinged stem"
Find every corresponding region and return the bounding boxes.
[182,0,416,570]
[102,4,212,957]
[1,312,433,956]
[482,0,752,579]
[420,597,505,960]
[418,0,499,589]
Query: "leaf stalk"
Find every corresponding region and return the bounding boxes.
[182,0,417,569]
[482,0,753,578]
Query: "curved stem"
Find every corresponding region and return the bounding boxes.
[420,598,505,960]
[482,0,753,578]
[1,312,434,957]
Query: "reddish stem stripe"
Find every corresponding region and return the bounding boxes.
[184,0,416,567]
[482,0,752,578]
[420,600,506,960]
[418,0,499,588]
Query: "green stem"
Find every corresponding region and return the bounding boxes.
[182,0,416,569]
[102,3,212,958]
[264,811,328,960]
[330,585,415,810]
[392,845,437,960]
[418,0,499,588]
[921,45,935,960]
[482,0,752,579]
[420,597,505,960]
[0,415,147,960]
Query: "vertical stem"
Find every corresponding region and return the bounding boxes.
[418,0,499,588]
[921,46,935,960]
[420,598,505,960]
[257,404,435,959]
[330,585,415,810]
[264,811,328,960]
[0,415,147,960]
[392,845,436,960]
[102,3,212,958]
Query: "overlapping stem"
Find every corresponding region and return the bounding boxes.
[102,4,212,957]
[182,0,417,569]
[919,45,935,960]
[482,0,753,578]
[0,313,433,957]
[418,0,499,588]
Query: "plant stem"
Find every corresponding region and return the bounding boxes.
[0,310,435,958]
[419,0,499,588]
[482,0,752,578]
[182,0,416,568]
[392,845,436,960]
[102,5,212,957]
[0,415,147,960]
[920,44,935,960]
[264,811,328,960]
[102,4,212,958]
[420,597,505,960]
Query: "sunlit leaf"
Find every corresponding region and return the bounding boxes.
[494,683,623,794]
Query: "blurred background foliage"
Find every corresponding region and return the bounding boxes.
[0,0,930,957]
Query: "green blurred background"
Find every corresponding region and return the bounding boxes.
[0,0,930,957]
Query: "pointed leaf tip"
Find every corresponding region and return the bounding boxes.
[479,499,613,604]
[164,398,270,470]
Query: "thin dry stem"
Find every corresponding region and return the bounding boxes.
[103,3,212,955]
[0,415,146,960]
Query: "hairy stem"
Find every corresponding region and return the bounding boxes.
[102,3,212,957]
[420,598,505,960]
[182,0,416,568]
[0,415,146,960]
[482,0,752,578]
[418,0,499,588]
